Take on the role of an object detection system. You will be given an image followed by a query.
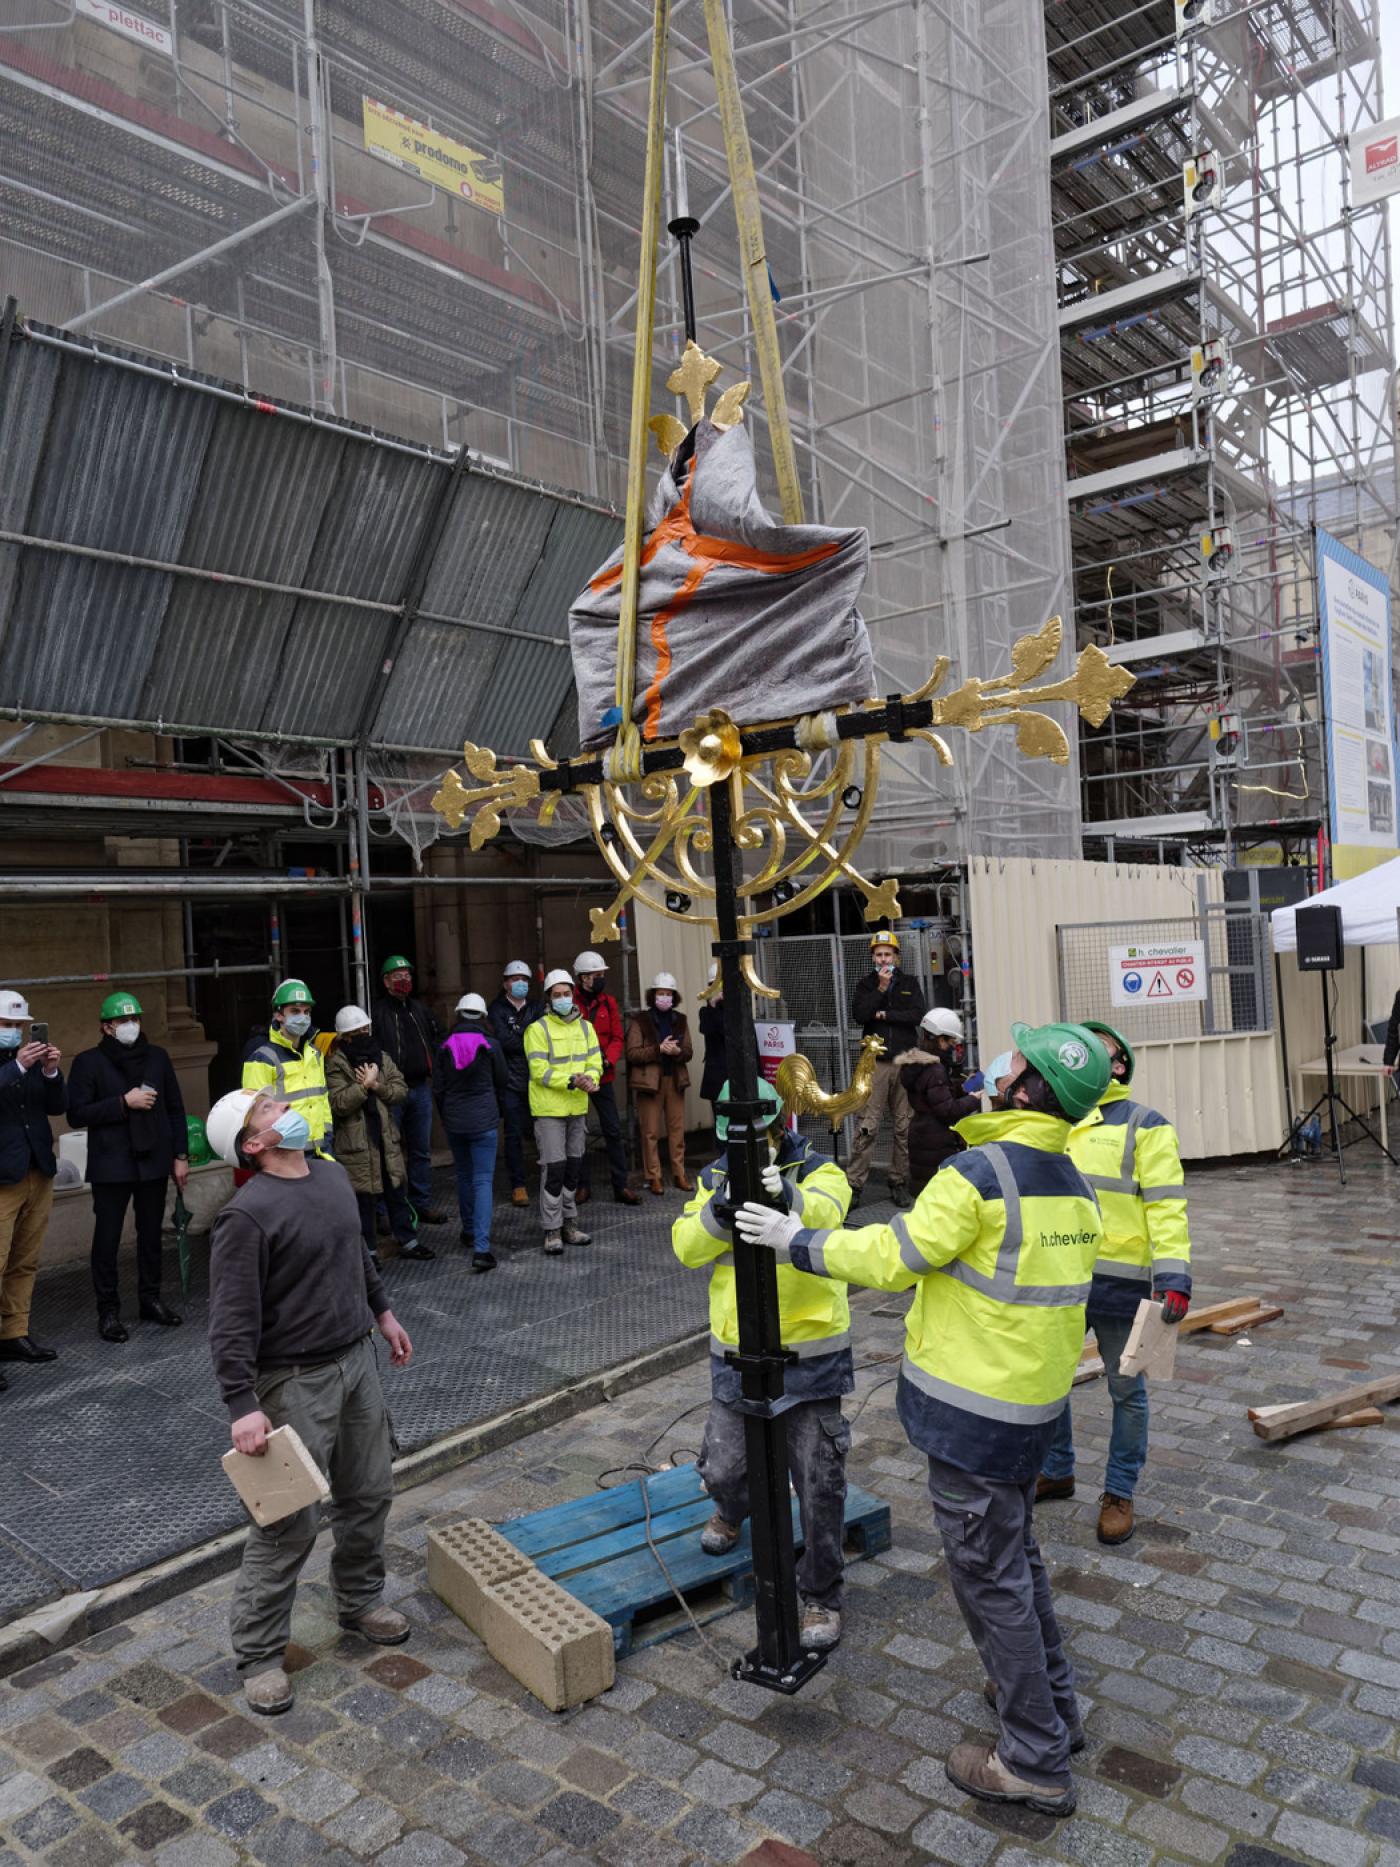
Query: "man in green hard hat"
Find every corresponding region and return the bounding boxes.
[242,982,333,1160]
[372,956,446,1224]
[68,992,189,1342]
[1037,1018,1192,1547]
[737,1021,1108,1817]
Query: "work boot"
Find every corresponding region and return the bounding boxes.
[140,1301,183,1327]
[615,1184,640,1205]
[339,1604,411,1646]
[800,1603,842,1651]
[544,1232,564,1256]
[562,1223,591,1247]
[98,1311,128,1344]
[646,1177,664,1196]
[982,1679,1085,1753]
[700,1514,741,1556]
[1036,1474,1075,1503]
[946,1743,1075,1817]
[888,1180,912,1209]
[471,1251,497,1274]
[512,1186,529,1207]
[399,1242,435,1262]
[1097,1493,1135,1545]
[244,1667,294,1716]
[0,1335,57,1362]
[674,1174,694,1193]
[846,1186,863,1211]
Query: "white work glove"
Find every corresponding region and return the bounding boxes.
[735,1202,803,1251]
[760,1161,784,1198]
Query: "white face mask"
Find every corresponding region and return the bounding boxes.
[113,1022,141,1046]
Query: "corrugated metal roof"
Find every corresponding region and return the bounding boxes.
[0,322,621,755]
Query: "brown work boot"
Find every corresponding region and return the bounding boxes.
[700,1513,742,1556]
[1097,1493,1134,1545]
[945,1742,1076,1816]
[1036,1474,1075,1503]
[339,1604,411,1646]
[982,1679,1086,1753]
[244,1667,293,1716]
[511,1186,529,1207]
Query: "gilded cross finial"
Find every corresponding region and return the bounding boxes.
[666,339,723,424]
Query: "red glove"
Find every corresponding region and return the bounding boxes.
[1158,1290,1189,1325]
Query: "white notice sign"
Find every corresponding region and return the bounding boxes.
[77,0,174,56]
[1350,114,1400,208]
[1108,941,1207,1008]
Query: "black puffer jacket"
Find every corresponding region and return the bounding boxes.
[900,1047,980,1192]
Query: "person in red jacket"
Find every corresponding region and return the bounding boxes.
[573,953,640,1206]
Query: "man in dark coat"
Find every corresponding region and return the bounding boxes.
[846,929,927,1207]
[371,955,446,1223]
[488,960,536,1207]
[900,1007,981,1194]
[0,989,65,1376]
[66,991,187,1342]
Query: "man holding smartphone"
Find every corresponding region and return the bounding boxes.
[0,990,65,1377]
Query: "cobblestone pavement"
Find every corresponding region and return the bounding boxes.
[3,1154,1400,1867]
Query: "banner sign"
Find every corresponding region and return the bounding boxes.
[362,98,504,216]
[757,1021,799,1131]
[1108,942,1208,1007]
[1317,526,1397,853]
[77,0,173,56]
[1350,115,1400,207]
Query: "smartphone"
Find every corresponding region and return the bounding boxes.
[29,1021,48,1047]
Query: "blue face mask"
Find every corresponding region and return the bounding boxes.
[272,1109,310,1150]
[0,1027,22,1050]
[509,979,529,1000]
[283,1012,312,1038]
[551,996,574,1017]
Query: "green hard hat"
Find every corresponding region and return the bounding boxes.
[1009,1022,1111,1122]
[1081,1019,1135,1084]
[381,953,413,976]
[100,991,142,1020]
[271,978,314,1008]
[715,1076,783,1143]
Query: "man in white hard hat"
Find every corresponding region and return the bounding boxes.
[523,972,602,1253]
[488,961,536,1208]
[0,990,65,1380]
[205,1087,414,1716]
[572,952,639,1206]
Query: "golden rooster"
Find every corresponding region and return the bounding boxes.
[775,1034,886,1131]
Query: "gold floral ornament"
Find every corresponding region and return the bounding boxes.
[649,341,751,455]
[679,709,743,787]
[667,340,723,423]
[430,744,541,851]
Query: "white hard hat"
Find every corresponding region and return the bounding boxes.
[652,972,678,992]
[456,992,487,1016]
[503,960,531,979]
[573,951,607,975]
[543,969,574,993]
[920,1007,964,1041]
[334,1005,373,1036]
[206,1088,261,1165]
[0,990,32,1021]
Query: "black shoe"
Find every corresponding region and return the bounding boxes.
[889,1181,912,1210]
[846,1186,863,1210]
[615,1185,640,1205]
[399,1243,436,1262]
[0,1335,57,1363]
[417,1207,449,1225]
[99,1312,128,1344]
[471,1251,497,1273]
[140,1301,184,1327]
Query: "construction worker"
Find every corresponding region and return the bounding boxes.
[242,981,333,1156]
[673,1078,853,1650]
[1038,1019,1191,1546]
[372,955,446,1222]
[488,960,536,1208]
[736,1021,1109,1817]
[572,951,639,1205]
[524,970,602,1255]
[846,929,926,1208]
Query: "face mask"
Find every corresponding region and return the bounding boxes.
[113,1021,141,1046]
[509,979,529,1001]
[272,1109,310,1150]
[551,995,573,1017]
[653,994,674,1011]
[387,977,412,998]
[0,1027,21,1050]
[283,1012,311,1038]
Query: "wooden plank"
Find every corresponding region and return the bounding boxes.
[1178,1297,1260,1336]
[1209,1306,1284,1337]
[1249,1374,1400,1441]
[1119,1298,1179,1379]
[1315,1407,1385,1432]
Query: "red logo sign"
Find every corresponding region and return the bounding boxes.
[1366,136,1398,176]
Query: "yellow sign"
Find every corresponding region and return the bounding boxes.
[362,98,503,216]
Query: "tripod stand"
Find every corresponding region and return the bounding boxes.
[1289,971,1399,1183]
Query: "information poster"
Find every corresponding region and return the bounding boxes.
[1108,942,1207,1008]
[757,1022,798,1131]
[362,99,504,215]
[1317,527,1397,855]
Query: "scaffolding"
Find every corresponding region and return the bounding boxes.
[1049,0,1399,863]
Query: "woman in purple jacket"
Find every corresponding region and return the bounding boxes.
[432,994,507,1274]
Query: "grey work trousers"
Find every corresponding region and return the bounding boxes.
[845,1057,912,1191]
[926,1455,1079,1788]
[229,1334,393,1675]
[535,1113,584,1234]
[698,1395,849,1608]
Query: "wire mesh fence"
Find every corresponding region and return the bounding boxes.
[1056,911,1273,1044]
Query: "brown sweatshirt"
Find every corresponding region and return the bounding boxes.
[208,1158,388,1420]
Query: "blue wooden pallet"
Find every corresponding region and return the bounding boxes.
[499,1462,892,1656]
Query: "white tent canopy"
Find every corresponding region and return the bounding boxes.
[1270,856,1400,951]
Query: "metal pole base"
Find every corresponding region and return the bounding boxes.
[732,1646,827,1695]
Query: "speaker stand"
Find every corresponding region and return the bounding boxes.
[1287,973,1399,1182]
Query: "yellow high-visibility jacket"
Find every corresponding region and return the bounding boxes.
[525,1011,603,1118]
[673,1134,853,1403]
[773,1109,1102,1480]
[1068,1080,1191,1319]
[242,1026,332,1147]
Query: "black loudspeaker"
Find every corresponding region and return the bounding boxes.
[1296,903,1345,971]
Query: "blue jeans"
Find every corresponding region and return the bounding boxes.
[502,1085,530,1190]
[1041,1310,1148,1499]
[392,1079,435,1210]
[449,1129,498,1251]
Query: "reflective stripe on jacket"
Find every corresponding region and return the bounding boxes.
[777,1109,1102,1481]
[241,1027,332,1145]
[524,1013,603,1117]
[1068,1081,1191,1320]
[673,1134,854,1403]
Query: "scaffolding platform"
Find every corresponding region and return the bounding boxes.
[499,1461,893,1658]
